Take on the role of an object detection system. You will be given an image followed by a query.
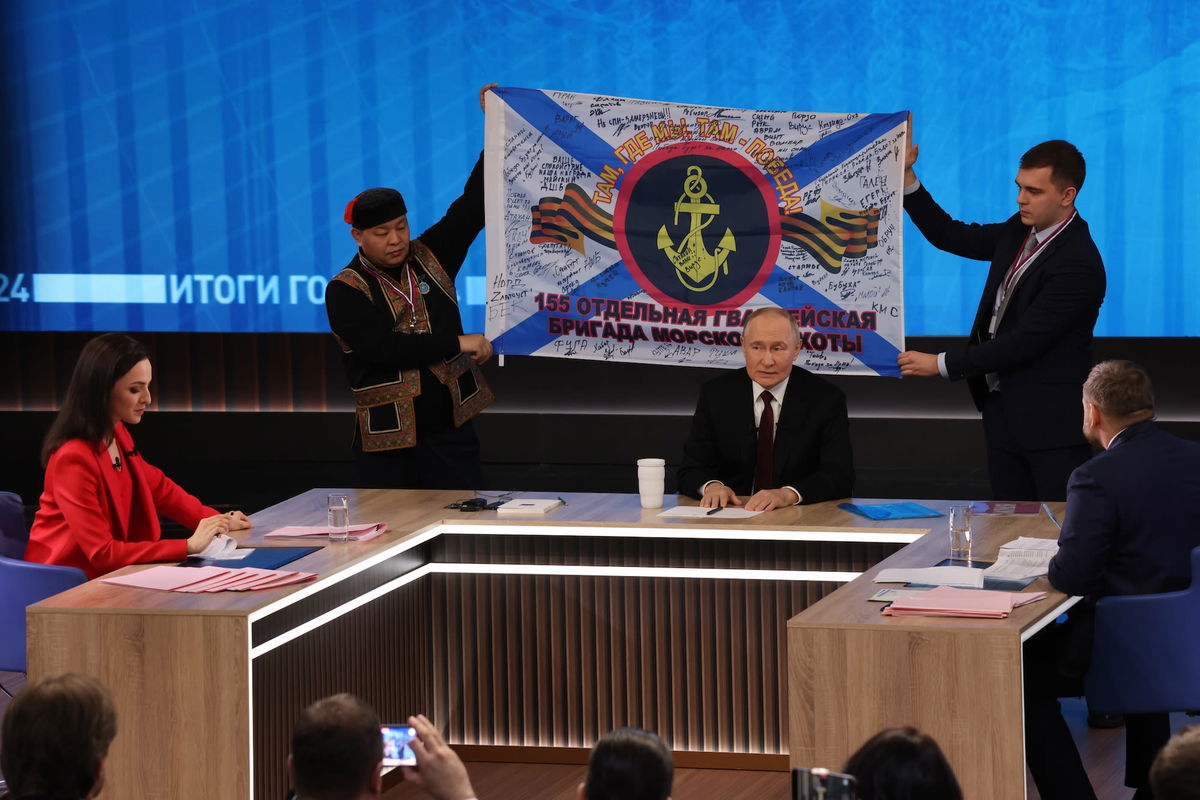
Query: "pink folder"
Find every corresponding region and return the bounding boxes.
[882,586,1045,618]
[102,566,227,591]
[265,523,386,541]
[102,564,317,593]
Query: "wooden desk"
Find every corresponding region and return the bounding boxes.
[27,491,1056,799]
[787,503,1069,800]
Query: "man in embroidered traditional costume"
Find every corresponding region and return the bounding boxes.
[326,151,493,489]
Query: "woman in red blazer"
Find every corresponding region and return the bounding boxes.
[25,333,252,579]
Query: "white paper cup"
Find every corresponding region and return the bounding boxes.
[637,458,666,508]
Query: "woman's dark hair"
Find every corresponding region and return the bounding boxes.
[41,333,149,467]
[842,726,963,800]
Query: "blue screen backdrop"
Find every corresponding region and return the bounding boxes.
[1,0,1196,336]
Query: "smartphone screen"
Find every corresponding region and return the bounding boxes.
[380,725,417,767]
[792,767,856,800]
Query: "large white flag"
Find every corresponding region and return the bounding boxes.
[484,87,907,376]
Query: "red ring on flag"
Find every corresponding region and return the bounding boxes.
[613,141,782,310]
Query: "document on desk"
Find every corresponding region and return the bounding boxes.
[874,566,985,588]
[657,506,765,519]
[983,537,1059,581]
[101,565,317,592]
[195,534,251,560]
[265,523,386,541]
[882,586,1048,618]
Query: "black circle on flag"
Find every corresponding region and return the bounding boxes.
[614,142,781,309]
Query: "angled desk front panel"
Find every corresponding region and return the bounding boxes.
[29,490,926,799]
[787,506,1068,800]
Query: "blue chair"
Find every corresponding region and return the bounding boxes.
[0,490,27,559]
[1085,545,1200,714]
[0,554,87,695]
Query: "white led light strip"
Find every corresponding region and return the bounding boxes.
[248,560,862,659]
[435,523,921,544]
[426,562,861,582]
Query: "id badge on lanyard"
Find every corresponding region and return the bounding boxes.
[989,213,1075,335]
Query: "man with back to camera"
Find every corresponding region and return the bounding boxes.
[677,306,855,511]
[325,86,496,490]
[288,694,477,800]
[0,673,118,800]
[579,727,673,800]
[896,118,1106,502]
[1023,361,1200,800]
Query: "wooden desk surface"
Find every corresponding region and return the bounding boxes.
[28,491,1064,799]
[30,490,950,616]
[789,502,1068,634]
[786,500,1068,800]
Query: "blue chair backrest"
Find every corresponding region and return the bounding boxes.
[0,491,27,559]
[1085,545,1200,714]
[0,554,87,673]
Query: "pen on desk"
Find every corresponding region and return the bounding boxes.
[1041,503,1062,529]
[557,496,568,506]
[706,506,722,516]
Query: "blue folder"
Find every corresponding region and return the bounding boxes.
[838,501,944,520]
[182,546,320,571]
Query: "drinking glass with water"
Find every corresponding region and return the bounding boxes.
[327,493,350,543]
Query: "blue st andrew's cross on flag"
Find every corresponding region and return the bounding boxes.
[483,87,908,377]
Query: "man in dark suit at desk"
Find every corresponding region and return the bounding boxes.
[677,307,854,511]
[897,122,1106,502]
[1024,360,1200,800]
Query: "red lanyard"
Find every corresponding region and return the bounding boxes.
[358,255,415,306]
[1003,211,1076,292]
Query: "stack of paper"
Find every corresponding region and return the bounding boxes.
[657,506,763,519]
[881,586,1047,618]
[983,536,1059,581]
[265,523,386,542]
[195,533,251,560]
[495,498,562,515]
[102,565,316,592]
[874,566,985,588]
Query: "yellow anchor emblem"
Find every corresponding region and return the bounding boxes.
[656,165,737,292]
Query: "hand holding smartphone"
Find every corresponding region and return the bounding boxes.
[381,725,418,767]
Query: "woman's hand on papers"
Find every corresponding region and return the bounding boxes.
[186,514,232,554]
[225,510,253,531]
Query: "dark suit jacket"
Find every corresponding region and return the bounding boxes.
[1049,420,1200,599]
[677,368,854,504]
[904,184,1106,450]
